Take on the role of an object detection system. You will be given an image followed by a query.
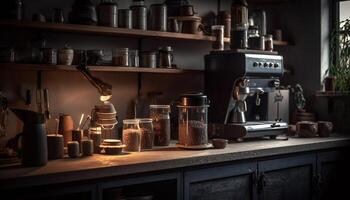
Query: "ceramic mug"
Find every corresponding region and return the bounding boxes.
[317,121,333,137]
[57,48,74,65]
[296,121,318,138]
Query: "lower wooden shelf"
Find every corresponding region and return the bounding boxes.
[0,63,203,74]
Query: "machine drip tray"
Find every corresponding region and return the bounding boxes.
[209,121,288,140]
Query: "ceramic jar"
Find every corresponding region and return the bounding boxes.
[296,121,318,138]
[317,121,333,137]
[57,48,74,65]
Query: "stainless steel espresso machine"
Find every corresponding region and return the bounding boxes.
[205,51,288,140]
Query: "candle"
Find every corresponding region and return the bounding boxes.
[47,134,64,160]
[82,140,94,156]
[67,141,80,158]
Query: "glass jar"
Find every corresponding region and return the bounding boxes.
[150,105,171,146]
[122,119,142,152]
[231,0,249,30]
[248,25,260,50]
[211,25,224,51]
[139,118,154,149]
[265,34,274,51]
[89,126,102,153]
[177,93,209,147]
[129,49,139,67]
[112,48,129,66]
[252,9,266,37]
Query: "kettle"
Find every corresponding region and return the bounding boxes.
[7,109,48,166]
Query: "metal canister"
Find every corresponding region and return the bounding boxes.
[98,1,118,27]
[130,5,147,30]
[140,51,156,68]
[149,4,167,32]
[118,9,132,29]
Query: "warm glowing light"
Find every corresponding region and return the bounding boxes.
[100,95,112,102]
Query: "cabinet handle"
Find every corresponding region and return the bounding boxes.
[258,173,267,194]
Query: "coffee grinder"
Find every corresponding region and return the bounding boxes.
[205,51,288,140]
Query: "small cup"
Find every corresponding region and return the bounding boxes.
[296,121,318,138]
[67,141,80,158]
[317,121,333,137]
[47,134,64,160]
[212,138,228,149]
[82,140,94,156]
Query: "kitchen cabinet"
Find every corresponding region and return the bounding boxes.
[257,154,316,200]
[184,162,257,200]
[317,151,346,200]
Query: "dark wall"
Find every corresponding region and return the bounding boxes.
[0,0,329,146]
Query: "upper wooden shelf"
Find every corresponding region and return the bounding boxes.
[0,20,223,42]
[0,63,203,74]
[0,20,289,45]
[315,91,350,97]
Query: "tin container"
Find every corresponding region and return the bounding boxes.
[118,9,132,29]
[140,51,156,68]
[131,5,147,30]
[149,4,167,31]
[98,1,118,27]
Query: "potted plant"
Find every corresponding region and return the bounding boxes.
[325,19,350,92]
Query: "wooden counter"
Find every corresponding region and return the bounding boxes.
[1,135,349,190]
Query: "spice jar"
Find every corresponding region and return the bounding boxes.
[248,25,260,50]
[265,34,274,51]
[150,105,171,146]
[211,25,225,51]
[112,48,129,66]
[177,93,209,147]
[129,49,139,67]
[122,119,142,152]
[89,127,102,154]
[158,46,174,68]
[139,118,154,149]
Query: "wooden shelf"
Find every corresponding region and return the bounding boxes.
[315,91,350,97]
[0,20,224,42]
[0,63,203,74]
[0,20,289,46]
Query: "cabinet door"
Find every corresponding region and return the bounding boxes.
[184,162,257,200]
[258,154,316,200]
[317,151,347,200]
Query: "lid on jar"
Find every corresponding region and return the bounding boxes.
[150,105,170,109]
[138,118,153,123]
[179,93,209,106]
[158,46,173,52]
[123,119,140,124]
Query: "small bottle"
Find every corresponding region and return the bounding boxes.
[265,34,274,51]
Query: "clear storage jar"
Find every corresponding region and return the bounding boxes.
[177,93,209,147]
[122,119,142,152]
[112,48,129,66]
[150,105,171,146]
[139,118,154,149]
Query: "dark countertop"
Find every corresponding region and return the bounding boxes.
[1,135,350,189]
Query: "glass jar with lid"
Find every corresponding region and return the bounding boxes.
[265,34,274,51]
[177,93,210,148]
[112,48,129,66]
[139,118,154,149]
[150,105,171,146]
[122,119,142,152]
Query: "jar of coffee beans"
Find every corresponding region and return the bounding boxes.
[122,119,142,152]
[139,118,154,149]
[177,93,209,148]
[150,105,171,146]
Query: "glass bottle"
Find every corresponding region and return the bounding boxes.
[252,9,267,37]
[265,34,274,51]
[122,119,142,152]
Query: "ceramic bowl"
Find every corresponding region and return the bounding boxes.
[212,138,228,149]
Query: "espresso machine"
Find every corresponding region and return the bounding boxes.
[205,51,288,140]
